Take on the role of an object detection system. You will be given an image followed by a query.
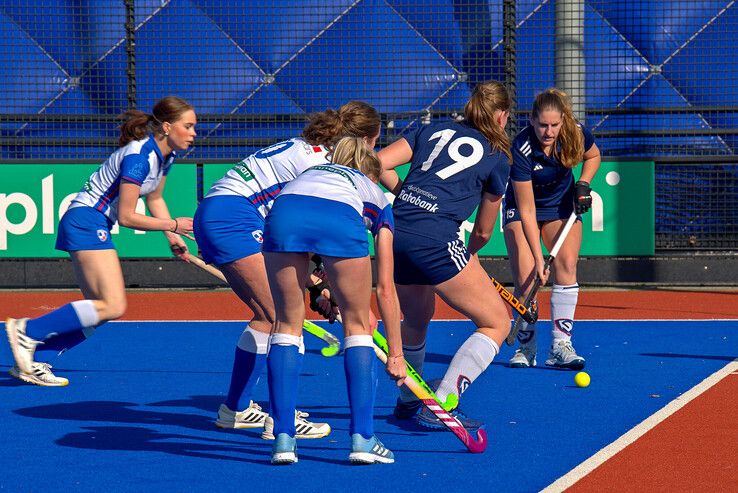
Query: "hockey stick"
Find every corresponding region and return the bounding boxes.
[184,253,341,356]
[372,338,487,453]
[506,211,578,346]
[186,253,228,283]
[303,320,341,357]
[489,276,537,323]
[371,328,458,412]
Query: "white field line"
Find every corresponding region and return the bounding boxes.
[541,358,738,493]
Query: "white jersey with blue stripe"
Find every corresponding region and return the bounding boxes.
[205,138,330,218]
[279,164,394,236]
[68,135,175,223]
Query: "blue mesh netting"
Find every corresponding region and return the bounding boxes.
[0,0,736,249]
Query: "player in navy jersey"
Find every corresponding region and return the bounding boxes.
[4,96,197,386]
[503,88,601,370]
[263,137,405,465]
[194,102,381,439]
[378,80,513,428]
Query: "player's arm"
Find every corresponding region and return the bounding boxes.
[117,181,176,232]
[512,179,548,283]
[468,192,502,255]
[145,177,190,258]
[579,142,601,184]
[373,226,406,384]
[377,138,412,195]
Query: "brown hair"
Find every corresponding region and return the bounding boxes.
[302,101,380,148]
[118,96,195,147]
[330,136,382,181]
[531,88,584,168]
[464,80,512,162]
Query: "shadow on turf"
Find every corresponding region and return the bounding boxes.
[53,425,351,465]
[641,352,738,362]
[14,400,218,432]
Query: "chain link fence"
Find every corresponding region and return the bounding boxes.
[1,0,736,250]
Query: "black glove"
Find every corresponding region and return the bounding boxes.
[574,180,592,214]
[307,276,338,323]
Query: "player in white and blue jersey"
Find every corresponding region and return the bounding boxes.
[193,102,381,439]
[5,96,197,386]
[378,81,513,429]
[263,137,405,465]
[503,88,601,370]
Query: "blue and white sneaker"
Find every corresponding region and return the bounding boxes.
[271,433,297,464]
[545,340,585,370]
[348,434,394,464]
[416,405,484,432]
[509,345,537,368]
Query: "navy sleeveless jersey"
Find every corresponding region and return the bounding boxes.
[505,124,595,210]
[392,120,510,241]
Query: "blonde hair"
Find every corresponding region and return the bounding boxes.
[302,101,380,148]
[531,88,584,168]
[464,80,512,162]
[330,136,382,181]
[118,96,194,147]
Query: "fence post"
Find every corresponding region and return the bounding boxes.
[555,0,585,123]
[124,0,137,110]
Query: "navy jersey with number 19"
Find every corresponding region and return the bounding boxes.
[392,120,510,242]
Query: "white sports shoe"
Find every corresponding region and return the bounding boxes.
[545,340,586,370]
[5,317,40,374]
[215,402,269,429]
[262,410,331,440]
[509,345,537,368]
[9,363,69,387]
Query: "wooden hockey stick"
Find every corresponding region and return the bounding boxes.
[184,253,341,356]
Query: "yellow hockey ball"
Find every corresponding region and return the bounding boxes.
[574,371,590,388]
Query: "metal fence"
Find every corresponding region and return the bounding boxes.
[1,0,736,251]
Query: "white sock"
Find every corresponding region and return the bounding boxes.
[344,334,374,348]
[268,333,302,351]
[71,300,100,327]
[436,332,498,402]
[399,341,425,403]
[551,284,579,342]
[236,325,270,354]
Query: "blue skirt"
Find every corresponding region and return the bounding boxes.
[263,194,369,258]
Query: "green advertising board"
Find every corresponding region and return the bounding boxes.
[203,160,654,257]
[0,160,651,258]
[460,160,655,256]
[0,164,198,258]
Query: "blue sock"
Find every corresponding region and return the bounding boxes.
[224,347,267,411]
[34,326,99,363]
[25,300,99,341]
[344,336,377,439]
[267,334,303,437]
[224,326,269,410]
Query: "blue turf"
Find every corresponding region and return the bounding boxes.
[1,319,737,492]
